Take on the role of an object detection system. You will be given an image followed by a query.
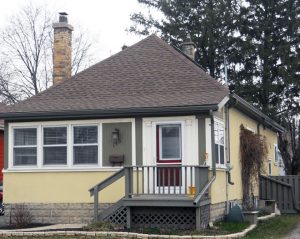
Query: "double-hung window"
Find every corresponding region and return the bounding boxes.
[13,128,37,166]
[214,121,225,166]
[43,127,67,165]
[73,126,98,165]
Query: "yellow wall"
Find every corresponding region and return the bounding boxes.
[4,171,125,203]
[224,108,280,203]
[4,170,143,204]
[210,170,227,204]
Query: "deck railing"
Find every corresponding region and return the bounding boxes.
[89,164,209,220]
[125,165,208,197]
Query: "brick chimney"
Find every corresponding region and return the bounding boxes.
[52,12,73,85]
[181,34,196,61]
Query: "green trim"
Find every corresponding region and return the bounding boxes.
[135,118,143,166]
[102,122,132,167]
[197,117,206,165]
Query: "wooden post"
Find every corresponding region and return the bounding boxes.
[94,186,99,221]
[195,207,201,230]
[126,206,131,229]
[125,167,133,198]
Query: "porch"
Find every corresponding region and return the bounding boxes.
[89,165,211,230]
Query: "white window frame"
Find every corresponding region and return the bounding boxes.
[42,125,68,167]
[158,124,182,161]
[274,144,279,166]
[8,118,135,171]
[214,119,225,168]
[268,159,272,175]
[71,124,100,167]
[12,126,38,168]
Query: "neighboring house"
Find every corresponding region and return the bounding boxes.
[0,103,7,187]
[0,14,284,229]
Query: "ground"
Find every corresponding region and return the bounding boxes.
[0,214,299,238]
[283,223,300,239]
[244,214,300,239]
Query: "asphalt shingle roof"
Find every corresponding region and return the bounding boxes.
[5,35,229,115]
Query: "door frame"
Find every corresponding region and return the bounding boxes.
[151,121,186,194]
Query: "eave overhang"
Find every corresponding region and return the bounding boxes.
[230,94,285,133]
[0,104,219,121]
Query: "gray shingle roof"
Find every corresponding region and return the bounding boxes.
[4,35,229,116]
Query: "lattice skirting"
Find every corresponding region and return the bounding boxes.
[106,207,127,226]
[131,207,196,230]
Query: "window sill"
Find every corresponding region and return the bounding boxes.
[4,167,123,173]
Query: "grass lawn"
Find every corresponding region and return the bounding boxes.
[1,215,299,238]
[244,214,300,239]
[83,220,250,236]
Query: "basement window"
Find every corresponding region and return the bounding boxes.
[43,126,67,165]
[73,125,98,165]
[13,128,37,166]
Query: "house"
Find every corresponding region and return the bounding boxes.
[0,14,284,229]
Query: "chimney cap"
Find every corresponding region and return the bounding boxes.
[59,12,68,23]
[53,12,73,31]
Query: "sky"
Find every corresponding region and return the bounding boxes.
[0,0,149,61]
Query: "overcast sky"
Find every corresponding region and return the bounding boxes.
[0,0,149,62]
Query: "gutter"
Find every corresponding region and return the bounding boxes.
[231,94,284,133]
[0,105,219,121]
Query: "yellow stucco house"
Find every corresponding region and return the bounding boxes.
[0,14,284,230]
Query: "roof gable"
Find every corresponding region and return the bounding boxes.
[4,34,229,116]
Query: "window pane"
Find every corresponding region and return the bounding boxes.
[214,123,219,144]
[73,146,98,164]
[219,125,224,146]
[44,147,67,165]
[14,147,37,165]
[74,126,97,144]
[214,144,219,164]
[220,145,225,164]
[14,128,37,146]
[44,127,67,145]
[161,125,181,159]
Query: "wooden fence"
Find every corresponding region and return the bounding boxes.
[259,175,300,214]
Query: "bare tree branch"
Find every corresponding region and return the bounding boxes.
[0,3,94,102]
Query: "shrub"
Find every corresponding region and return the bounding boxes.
[240,125,268,210]
[11,204,33,228]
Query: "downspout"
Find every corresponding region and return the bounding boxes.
[210,110,216,177]
[225,104,234,214]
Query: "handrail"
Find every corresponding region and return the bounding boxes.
[89,168,126,220]
[89,168,125,196]
[193,175,215,205]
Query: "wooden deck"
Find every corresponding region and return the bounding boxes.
[123,194,211,207]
